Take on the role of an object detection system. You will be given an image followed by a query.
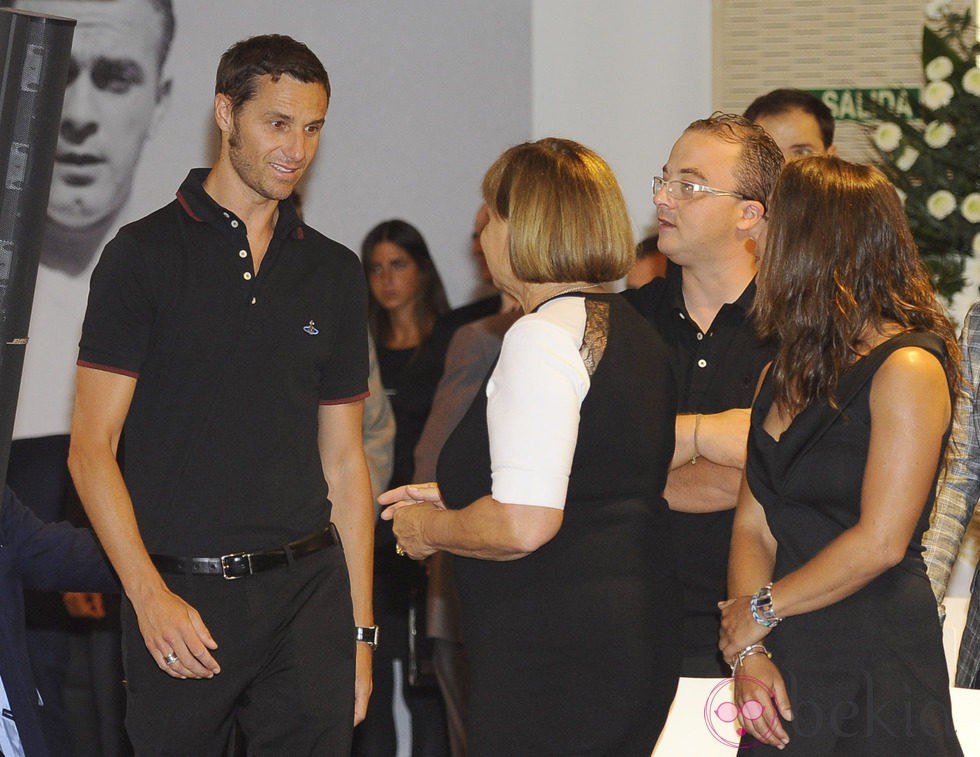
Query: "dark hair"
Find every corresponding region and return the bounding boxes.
[684,113,784,210]
[636,234,660,260]
[147,0,175,72]
[216,34,329,113]
[743,88,836,150]
[361,219,449,346]
[754,156,960,415]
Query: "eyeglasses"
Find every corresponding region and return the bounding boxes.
[652,176,752,203]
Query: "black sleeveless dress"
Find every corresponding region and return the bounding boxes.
[436,292,680,756]
[743,331,962,755]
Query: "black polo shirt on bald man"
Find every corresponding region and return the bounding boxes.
[78,168,368,557]
[623,261,776,672]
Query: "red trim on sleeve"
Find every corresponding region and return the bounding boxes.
[319,390,369,406]
[76,360,140,380]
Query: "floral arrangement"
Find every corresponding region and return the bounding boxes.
[870,1,980,324]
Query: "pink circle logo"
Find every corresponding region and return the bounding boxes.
[703,675,777,748]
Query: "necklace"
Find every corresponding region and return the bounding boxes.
[529,283,598,312]
[549,283,596,299]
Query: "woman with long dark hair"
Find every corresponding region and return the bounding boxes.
[720,156,963,754]
[356,219,450,756]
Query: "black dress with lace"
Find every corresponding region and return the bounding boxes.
[743,331,962,755]
[436,293,680,756]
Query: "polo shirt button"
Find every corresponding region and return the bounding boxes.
[239,250,248,258]
[243,272,252,281]
[696,332,703,341]
[251,297,256,304]
[231,220,239,228]
[697,358,707,368]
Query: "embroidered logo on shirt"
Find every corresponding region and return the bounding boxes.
[303,320,319,335]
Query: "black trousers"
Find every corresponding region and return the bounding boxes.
[122,543,355,756]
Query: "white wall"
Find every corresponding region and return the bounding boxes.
[532,0,712,242]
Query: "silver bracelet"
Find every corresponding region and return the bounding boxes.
[729,643,771,674]
[750,582,782,628]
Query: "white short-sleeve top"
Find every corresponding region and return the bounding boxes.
[487,296,591,510]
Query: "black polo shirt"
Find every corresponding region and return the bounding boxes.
[78,169,369,556]
[623,260,775,660]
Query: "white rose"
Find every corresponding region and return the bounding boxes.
[963,67,980,96]
[922,80,955,110]
[924,120,955,148]
[927,189,957,219]
[926,55,954,81]
[973,232,980,256]
[873,122,902,152]
[896,146,920,171]
[925,0,950,21]
[961,193,980,224]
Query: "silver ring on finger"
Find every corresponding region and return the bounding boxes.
[164,652,179,666]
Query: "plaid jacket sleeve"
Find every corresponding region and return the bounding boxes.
[923,303,980,623]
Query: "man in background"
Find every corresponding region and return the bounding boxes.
[623,114,782,676]
[0,487,118,757]
[625,233,667,289]
[743,87,837,161]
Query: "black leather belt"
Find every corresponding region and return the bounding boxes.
[150,524,339,580]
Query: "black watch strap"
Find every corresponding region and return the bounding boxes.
[355,625,380,650]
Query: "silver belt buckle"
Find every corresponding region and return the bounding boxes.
[220,551,252,580]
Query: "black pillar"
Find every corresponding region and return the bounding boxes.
[0,8,75,497]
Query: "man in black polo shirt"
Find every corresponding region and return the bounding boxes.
[624,113,782,677]
[68,35,375,753]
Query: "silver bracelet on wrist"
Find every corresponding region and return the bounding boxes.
[729,642,771,674]
[750,582,782,628]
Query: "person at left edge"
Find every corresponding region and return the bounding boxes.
[0,485,118,757]
[68,34,375,755]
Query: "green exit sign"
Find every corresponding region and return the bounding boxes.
[807,88,921,122]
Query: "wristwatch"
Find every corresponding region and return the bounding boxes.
[355,625,380,650]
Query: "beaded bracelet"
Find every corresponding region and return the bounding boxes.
[750,582,782,628]
[729,643,772,674]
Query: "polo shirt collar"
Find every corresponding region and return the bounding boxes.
[175,168,304,240]
[664,259,757,318]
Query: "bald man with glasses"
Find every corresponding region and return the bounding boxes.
[622,113,783,677]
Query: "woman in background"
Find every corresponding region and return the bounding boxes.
[380,138,680,756]
[357,219,450,756]
[720,157,963,754]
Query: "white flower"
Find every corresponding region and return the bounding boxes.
[925,0,951,21]
[962,193,980,224]
[924,120,955,148]
[895,146,920,171]
[962,254,980,285]
[926,56,954,81]
[927,189,957,219]
[963,67,980,96]
[974,232,980,256]
[922,80,955,109]
[949,287,978,328]
[873,122,902,152]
